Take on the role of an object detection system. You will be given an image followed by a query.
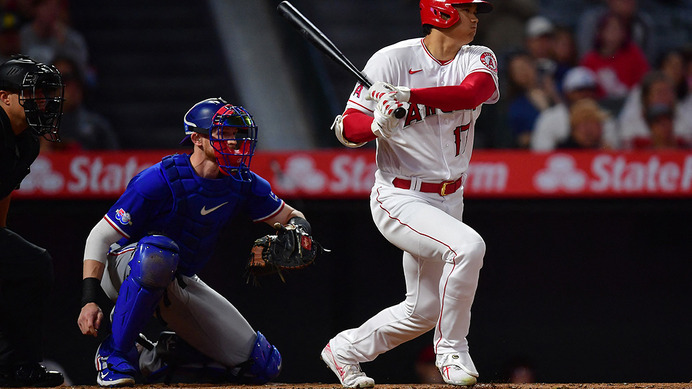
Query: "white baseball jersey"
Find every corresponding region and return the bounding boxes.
[327,38,500,383]
[346,38,500,182]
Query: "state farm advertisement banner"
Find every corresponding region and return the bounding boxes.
[13,149,692,199]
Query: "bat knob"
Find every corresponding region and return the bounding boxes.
[394,107,406,119]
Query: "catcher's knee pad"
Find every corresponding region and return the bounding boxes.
[111,235,179,353]
[129,234,180,288]
[243,331,282,384]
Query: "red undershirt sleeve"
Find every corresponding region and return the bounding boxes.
[342,109,378,143]
[341,71,496,144]
[409,71,496,111]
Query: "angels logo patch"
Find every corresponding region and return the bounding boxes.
[480,52,497,73]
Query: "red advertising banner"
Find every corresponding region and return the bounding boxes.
[13,149,692,199]
[464,150,692,198]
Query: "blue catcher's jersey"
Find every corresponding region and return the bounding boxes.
[104,153,284,276]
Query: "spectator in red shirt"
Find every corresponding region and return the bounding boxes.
[579,12,649,101]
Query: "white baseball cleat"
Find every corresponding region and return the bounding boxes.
[320,343,375,388]
[436,353,479,386]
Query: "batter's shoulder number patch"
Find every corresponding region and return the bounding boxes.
[480,52,497,73]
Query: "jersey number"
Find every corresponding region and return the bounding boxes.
[453,124,470,156]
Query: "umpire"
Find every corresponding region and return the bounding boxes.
[0,54,65,387]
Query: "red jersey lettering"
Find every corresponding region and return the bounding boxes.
[353,84,365,98]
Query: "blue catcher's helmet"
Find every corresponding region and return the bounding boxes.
[182,97,258,182]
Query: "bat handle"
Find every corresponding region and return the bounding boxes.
[394,107,406,119]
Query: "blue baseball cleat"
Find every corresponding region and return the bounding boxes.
[94,335,137,387]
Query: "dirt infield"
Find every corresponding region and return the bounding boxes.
[223,384,692,389]
[60,383,692,389]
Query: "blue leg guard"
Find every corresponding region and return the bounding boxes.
[111,235,179,355]
[241,331,282,384]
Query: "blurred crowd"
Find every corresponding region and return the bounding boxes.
[0,0,118,152]
[484,0,692,150]
[1,0,690,152]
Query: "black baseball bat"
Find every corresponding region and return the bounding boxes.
[277,1,406,119]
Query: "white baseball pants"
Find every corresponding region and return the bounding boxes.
[329,171,484,371]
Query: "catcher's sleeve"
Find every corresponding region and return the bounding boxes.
[84,217,123,264]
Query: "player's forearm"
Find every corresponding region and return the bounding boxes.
[341,73,496,143]
[83,219,108,280]
[408,71,496,111]
[83,260,106,280]
[81,260,107,311]
[286,209,306,224]
[342,108,378,143]
[282,207,312,234]
[270,204,306,226]
[81,220,111,306]
[84,217,122,268]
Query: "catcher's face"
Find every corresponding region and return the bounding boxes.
[209,125,256,179]
[210,126,240,150]
[197,104,258,181]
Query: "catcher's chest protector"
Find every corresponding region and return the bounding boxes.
[160,154,246,276]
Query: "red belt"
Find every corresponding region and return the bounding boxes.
[392,177,463,196]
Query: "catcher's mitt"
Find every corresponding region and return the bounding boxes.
[245,221,328,285]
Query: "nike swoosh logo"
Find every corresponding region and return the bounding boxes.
[409,68,423,74]
[200,202,229,215]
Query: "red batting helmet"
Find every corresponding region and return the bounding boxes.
[420,0,493,29]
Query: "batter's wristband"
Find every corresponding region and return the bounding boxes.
[81,277,103,307]
[288,217,312,235]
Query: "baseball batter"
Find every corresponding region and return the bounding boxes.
[76,98,315,386]
[323,1,499,387]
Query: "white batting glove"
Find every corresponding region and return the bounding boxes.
[367,81,396,101]
[390,86,411,103]
[367,81,411,103]
[371,97,403,138]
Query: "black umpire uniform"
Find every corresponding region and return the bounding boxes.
[0,55,64,387]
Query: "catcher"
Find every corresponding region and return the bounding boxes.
[76,97,324,386]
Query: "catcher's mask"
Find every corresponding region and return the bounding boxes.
[183,97,258,182]
[0,55,65,141]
